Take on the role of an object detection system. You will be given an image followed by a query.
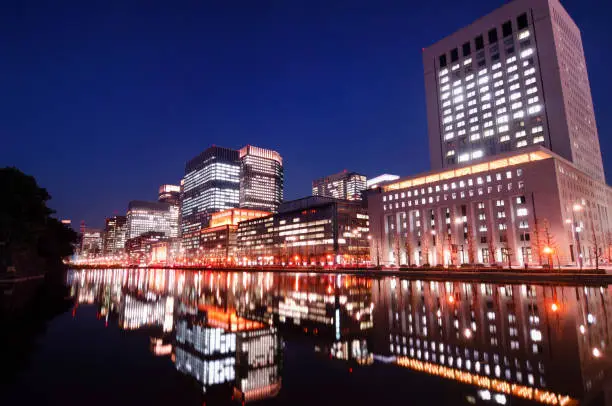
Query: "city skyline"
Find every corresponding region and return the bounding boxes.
[2,1,612,228]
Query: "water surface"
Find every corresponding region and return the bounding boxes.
[5,269,612,405]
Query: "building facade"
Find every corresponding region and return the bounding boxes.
[423,0,605,182]
[368,147,611,267]
[367,174,400,190]
[236,196,369,265]
[103,215,127,255]
[80,228,103,258]
[181,146,240,251]
[158,184,181,205]
[126,200,179,240]
[312,170,367,201]
[239,145,283,212]
[125,231,167,264]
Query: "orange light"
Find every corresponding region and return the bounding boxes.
[448,296,455,304]
[551,303,559,312]
[543,246,553,254]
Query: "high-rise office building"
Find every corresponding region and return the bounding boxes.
[80,228,103,258]
[181,146,240,250]
[126,200,179,240]
[312,170,367,201]
[103,215,127,255]
[239,145,283,212]
[158,184,180,205]
[423,0,605,182]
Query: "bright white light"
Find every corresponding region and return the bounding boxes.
[593,347,602,358]
[520,48,533,58]
[494,394,507,405]
[588,313,595,324]
[530,329,542,342]
[478,390,492,401]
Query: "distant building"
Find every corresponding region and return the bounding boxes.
[158,184,180,205]
[236,196,369,265]
[181,146,240,251]
[366,174,400,189]
[125,231,167,265]
[239,145,284,213]
[60,219,72,226]
[103,215,127,255]
[197,208,270,264]
[423,0,605,182]
[126,200,179,240]
[312,170,367,201]
[80,228,103,258]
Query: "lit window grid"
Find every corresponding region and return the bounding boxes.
[438,32,546,164]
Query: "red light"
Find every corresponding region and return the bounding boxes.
[349,368,353,373]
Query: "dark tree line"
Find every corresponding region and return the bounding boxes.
[0,167,77,275]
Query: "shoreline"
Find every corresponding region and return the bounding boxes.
[67,265,612,285]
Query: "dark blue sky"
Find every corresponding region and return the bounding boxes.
[1,0,610,228]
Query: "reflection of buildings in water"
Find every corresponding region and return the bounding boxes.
[172,305,282,402]
[372,278,612,405]
[119,294,174,333]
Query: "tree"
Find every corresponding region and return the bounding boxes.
[532,217,544,266]
[541,219,559,268]
[393,232,402,266]
[420,234,430,266]
[405,233,414,266]
[0,167,77,275]
[486,227,497,265]
[588,212,601,270]
[465,223,476,264]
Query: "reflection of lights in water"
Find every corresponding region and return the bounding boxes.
[579,325,586,334]
[592,347,602,358]
[463,329,472,339]
[550,303,559,312]
[587,313,595,324]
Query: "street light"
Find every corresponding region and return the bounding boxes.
[543,246,553,267]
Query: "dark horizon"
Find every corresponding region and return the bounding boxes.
[2,0,611,228]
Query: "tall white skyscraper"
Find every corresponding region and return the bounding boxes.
[423,0,605,182]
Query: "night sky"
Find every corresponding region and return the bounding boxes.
[1,0,611,228]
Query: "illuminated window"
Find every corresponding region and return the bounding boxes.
[478,76,489,85]
[442,100,451,108]
[526,87,537,95]
[446,150,455,156]
[520,48,533,58]
[527,105,541,115]
[517,208,528,216]
[456,112,464,120]
[525,77,536,86]
[482,103,491,110]
[469,107,478,115]
[524,67,535,76]
[517,140,528,148]
[440,76,449,84]
[513,111,524,119]
[484,129,494,137]
[507,65,517,73]
[444,132,455,140]
[466,82,475,90]
[469,116,478,124]
[511,101,522,110]
[481,94,491,101]
[495,97,506,106]
[478,68,487,76]
[468,99,477,106]
[527,96,539,104]
[507,56,517,64]
[453,87,463,95]
[458,153,470,162]
[531,126,543,134]
[464,57,472,65]
[483,112,492,119]
[516,130,526,138]
[497,115,508,124]
[518,30,530,40]
[453,95,464,103]
[471,133,481,141]
[493,80,503,88]
[493,71,502,79]
[533,136,544,144]
[497,107,507,114]
[500,135,510,142]
[457,120,465,128]
[508,73,519,83]
[484,120,493,128]
[441,84,450,92]
[465,74,474,82]
[439,68,449,76]
[510,92,521,101]
[458,129,466,136]
[494,89,505,97]
[509,83,520,91]
[480,85,490,93]
[498,125,508,133]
